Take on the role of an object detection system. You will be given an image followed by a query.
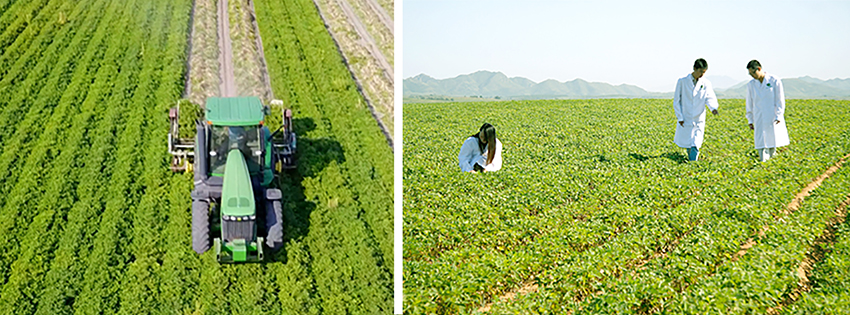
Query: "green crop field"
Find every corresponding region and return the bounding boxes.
[0,0,392,314]
[403,99,850,314]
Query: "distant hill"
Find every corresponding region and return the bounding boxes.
[717,76,850,99]
[404,71,850,100]
[403,71,666,99]
[704,75,741,89]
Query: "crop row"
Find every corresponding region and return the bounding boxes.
[404,99,736,313]
[0,0,112,284]
[252,0,394,312]
[0,0,127,312]
[0,0,394,313]
[493,103,850,313]
[0,0,194,313]
[784,181,850,314]
[0,0,53,58]
[0,0,94,201]
[403,99,850,314]
[661,158,850,314]
[560,100,850,315]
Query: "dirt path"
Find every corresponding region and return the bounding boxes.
[647,152,850,314]
[311,0,394,147]
[476,282,538,313]
[364,0,392,35]
[731,153,850,263]
[334,0,392,83]
[767,194,849,314]
[218,0,237,97]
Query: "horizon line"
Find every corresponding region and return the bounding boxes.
[404,71,850,92]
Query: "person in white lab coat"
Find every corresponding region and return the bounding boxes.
[458,123,502,172]
[673,58,719,161]
[746,60,789,162]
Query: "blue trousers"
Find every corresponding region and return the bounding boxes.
[688,146,699,161]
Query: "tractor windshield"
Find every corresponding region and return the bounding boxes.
[209,125,263,175]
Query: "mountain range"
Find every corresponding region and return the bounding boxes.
[403,71,850,99]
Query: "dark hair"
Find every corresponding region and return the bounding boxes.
[746,60,761,70]
[470,123,497,165]
[693,58,708,70]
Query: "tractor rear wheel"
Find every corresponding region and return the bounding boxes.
[265,199,283,251]
[192,199,210,254]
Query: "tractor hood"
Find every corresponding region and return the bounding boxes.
[221,149,255,217]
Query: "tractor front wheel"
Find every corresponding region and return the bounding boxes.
[192,199,210,254]
[265,199,283,251]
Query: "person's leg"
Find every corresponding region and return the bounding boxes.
[688,146,699,161]
[759,148,767,162]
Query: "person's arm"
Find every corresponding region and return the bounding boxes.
[774,77,785,123]
[746,82,754,129]
[458,138,476,172]
[673,78,684,125]
[705,80,719,114]
[484,140,503,172]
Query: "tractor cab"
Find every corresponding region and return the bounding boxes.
[209,125,263,176]
[168,96,296,263]
[203,97,268,182]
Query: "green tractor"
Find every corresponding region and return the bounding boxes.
[168,96,296,262]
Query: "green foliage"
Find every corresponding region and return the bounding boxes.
[404,99,850,314]
[176,98,201,140]
[253,0,394,312]
[0,1,392,314]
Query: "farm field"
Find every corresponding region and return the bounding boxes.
[312,0,395,140]
[0,0,393,314]
[403,99,850,314]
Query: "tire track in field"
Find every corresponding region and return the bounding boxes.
[246,0,275,99]
[218,0,236,97]
[332,0,391,82]
[766,194,849,314]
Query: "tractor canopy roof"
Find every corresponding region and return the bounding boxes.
[205,96,264,126]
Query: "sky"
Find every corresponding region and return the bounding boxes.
[403,0,850,92]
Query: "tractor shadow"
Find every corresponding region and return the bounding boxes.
[628,152,688,164]
[271,117,345,262]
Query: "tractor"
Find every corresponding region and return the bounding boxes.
[168,96,296,262]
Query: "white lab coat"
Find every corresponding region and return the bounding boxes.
[746,73,789,149]
[458,137,502,172]
[673,74,719,148]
